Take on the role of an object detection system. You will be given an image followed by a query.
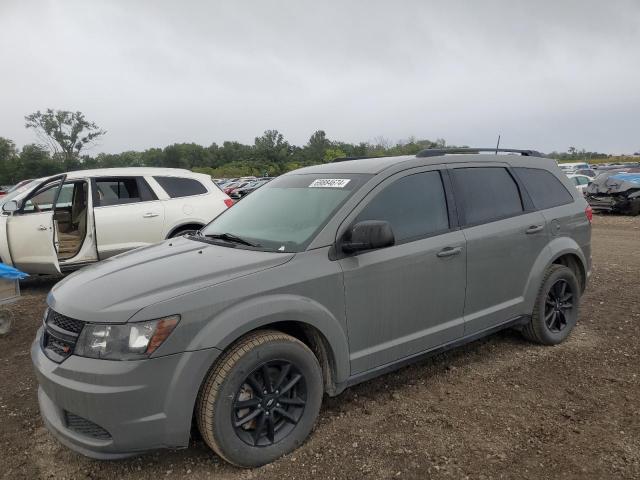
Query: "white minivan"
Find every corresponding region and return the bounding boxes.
[0,168,232,274]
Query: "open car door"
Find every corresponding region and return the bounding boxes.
[5,174,66,275]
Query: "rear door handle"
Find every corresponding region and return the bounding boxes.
[525,224,544,234]
[143,213,159,218]
[437,246,463,258]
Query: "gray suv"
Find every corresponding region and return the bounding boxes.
[32,149,592,467]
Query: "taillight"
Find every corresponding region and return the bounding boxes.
[224,198,234,208]
[585,205,593,223]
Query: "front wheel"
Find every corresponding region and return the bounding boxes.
[196,330,323,467]
[522,264,580,345]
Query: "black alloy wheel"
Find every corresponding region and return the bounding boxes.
[522,264,580,345]
[232,360,307,447]
[544,279,575,333]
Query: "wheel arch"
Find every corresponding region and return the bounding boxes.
[166,221,205,238]
[187,294,351,395]
[523,237,589,313]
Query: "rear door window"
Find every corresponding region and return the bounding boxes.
[94,177,156,207]
[452,167,524,226]
[154,176,208,198]
[355,171,449,243]
[514,167,574,210]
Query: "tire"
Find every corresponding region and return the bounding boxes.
[522,264,580,345]
[169,226,200,238]
[0,310,12,335]
[196,330,323,467]
[627,201,640,216]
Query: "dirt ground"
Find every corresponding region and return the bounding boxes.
[1,215,638,479]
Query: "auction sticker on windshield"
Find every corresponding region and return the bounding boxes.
[308,179,351,188]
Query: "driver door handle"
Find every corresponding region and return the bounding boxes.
[437,246,463,258]
[525,224,544,234]
[37,225,48,231]
[143,212,159,218]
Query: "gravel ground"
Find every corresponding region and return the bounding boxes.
[1,214,639,479]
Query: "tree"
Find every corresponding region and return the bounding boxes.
[252,130,291,172]
[0,137,19,184]
[18,144,63,179]
[323,147,346,162]
[305,130,331,162]
[25,109,106,169]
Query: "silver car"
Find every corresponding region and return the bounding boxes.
[32,148,592,467]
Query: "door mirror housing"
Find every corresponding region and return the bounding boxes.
[2,200,19,213]
[342,220,395,253]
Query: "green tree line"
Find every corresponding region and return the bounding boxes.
[1,109,635,185]
[0,128,448,184]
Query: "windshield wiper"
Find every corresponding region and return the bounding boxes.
[204,232,261,247]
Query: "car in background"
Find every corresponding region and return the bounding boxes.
[558,162,590,175]
[574,168,597,179]
[229,178,272,200]
[568,174,591,194]
[585,169,640,215]
[0,167,233,275]
[223,181,251,195]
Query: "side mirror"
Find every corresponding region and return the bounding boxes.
[342,220,395,253]
[2,200,19,213]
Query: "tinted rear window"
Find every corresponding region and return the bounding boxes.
[154,176,207,198]
[514,167,574,210]
[452,167,523,225]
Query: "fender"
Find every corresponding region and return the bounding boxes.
[186,294,351,384]
[522,236,588,313]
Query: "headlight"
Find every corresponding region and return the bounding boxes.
[75,315,180,360]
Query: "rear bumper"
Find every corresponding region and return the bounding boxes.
[31,327,221,459]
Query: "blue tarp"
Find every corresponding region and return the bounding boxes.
[0,263,28,280]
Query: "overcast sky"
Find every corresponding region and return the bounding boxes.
[1,0,639,154]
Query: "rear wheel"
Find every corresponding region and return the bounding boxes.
[522,264,580,345]
[196,330,323,467]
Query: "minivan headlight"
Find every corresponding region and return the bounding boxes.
[75,315,180,360]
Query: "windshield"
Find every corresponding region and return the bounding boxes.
[0,179,40,206]
[199,173,369,252]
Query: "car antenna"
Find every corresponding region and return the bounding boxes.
[495,134,501,155]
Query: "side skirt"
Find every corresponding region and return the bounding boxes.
[59,260,96,273]
[333,315,529,396]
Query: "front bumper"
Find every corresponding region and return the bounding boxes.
[586,194,640,213]
[31,327,221,459]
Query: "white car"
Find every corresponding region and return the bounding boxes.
[558,162,590,175]
[568,174,592,194]
[0,168,232,275]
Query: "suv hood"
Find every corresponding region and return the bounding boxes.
[48,237,294,323]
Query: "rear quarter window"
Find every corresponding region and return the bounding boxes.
[514,167,574,210]
[451,167,524,226]
[154,176,208,198]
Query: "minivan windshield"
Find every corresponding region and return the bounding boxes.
[198,173,369,252]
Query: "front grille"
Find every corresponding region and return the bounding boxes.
[42,309,85,363]
[64,412,111,440]
[47,310,84,334]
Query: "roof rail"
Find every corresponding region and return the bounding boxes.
[416,148,543,158]
[332,155,386,163]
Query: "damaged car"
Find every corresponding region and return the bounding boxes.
[585,169,640,215]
